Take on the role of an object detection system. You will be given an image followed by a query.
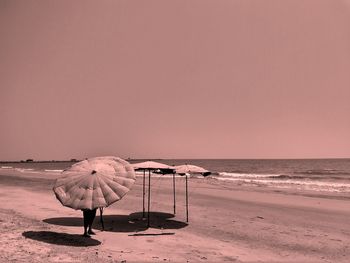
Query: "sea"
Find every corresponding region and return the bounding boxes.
[1,159,350,193]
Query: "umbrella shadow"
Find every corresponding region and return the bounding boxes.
[129,212,188,230]
[43,211,188,233]
[22,231,101,246]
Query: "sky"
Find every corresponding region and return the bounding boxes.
[1,0,350,161]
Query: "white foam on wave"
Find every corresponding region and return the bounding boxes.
[214,176,350,193]
[14,168,27,172]
[219,172,275,179]
[14,168,41,174]
[1,166,13,169]
[44,169,63,172]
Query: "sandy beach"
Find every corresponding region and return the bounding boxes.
[1,169,350,263]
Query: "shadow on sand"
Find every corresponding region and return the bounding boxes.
[43,212,188,233]
[22,231,101,246]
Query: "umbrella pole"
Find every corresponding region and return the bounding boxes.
[147,169,151,228]
[143,170,145,218]
[99,208,104,231]
[173,172,176,215]
[185,174,189,223]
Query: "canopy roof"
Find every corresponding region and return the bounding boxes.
[174,164,211,176]
[132,161,174,170]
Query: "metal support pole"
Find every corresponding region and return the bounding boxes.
[173,172,176,215]
[142,170,145,218]
[147,169,151,227]
[185,174,189,223]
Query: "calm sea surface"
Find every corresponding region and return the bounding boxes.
[2,159,350,192]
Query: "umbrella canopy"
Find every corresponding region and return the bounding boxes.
[53,156,136,210]
[131,160,175,226]
[174,164,211,176]
[174,164,211,223]
[132,161,174,170]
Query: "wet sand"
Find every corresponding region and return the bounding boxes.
[1,170,350,262]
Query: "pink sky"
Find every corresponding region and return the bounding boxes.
[1,0,350,160]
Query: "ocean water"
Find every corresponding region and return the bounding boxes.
[1,159,350,193]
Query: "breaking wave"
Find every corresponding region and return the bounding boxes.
[293,169,350,176]
[1,166,13,169]
[217,171,350,192]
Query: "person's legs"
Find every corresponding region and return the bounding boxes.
[83,210,90,237]
[88,208,97,235]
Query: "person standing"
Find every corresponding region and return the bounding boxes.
[82,208,97,237]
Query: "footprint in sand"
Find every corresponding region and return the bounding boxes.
[329,238,342,242]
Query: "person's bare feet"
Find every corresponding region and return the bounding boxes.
[88,230,96,235]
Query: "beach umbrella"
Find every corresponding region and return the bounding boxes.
[132,161,173,170]
[174,164,211,222]
[174,164,211,176]
[53,156,136,229]
[132,161,175,227]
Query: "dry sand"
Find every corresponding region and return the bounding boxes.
[1,170,350,263]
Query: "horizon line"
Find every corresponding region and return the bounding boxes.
[1,157,349,163]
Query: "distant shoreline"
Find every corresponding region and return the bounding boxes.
[0,160,80,164]
[1,157,349,163]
